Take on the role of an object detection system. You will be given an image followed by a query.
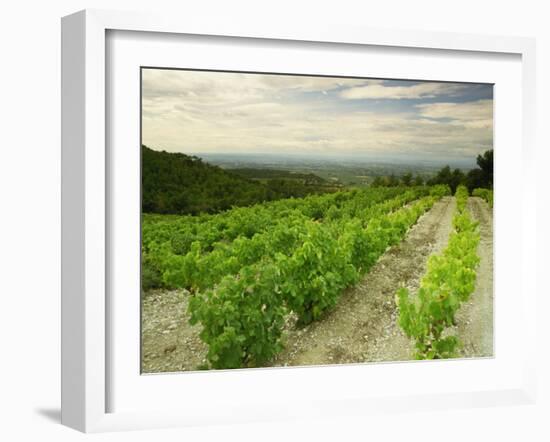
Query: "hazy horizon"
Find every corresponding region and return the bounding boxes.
[151,149,479,168]
[142,69,493,164]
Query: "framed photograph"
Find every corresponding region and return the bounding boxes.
[61,9,537,433]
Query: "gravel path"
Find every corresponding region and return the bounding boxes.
[141,290,207,373]
[271,196,456,367]
[452,197,494,358]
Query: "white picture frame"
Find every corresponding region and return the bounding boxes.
[61,9,537,433]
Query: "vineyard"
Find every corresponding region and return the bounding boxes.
[141,184,493,372]
[396,185,480,359]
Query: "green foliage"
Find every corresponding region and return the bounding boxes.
[396,184,480,359]
[231,168,329,188]
[142,145,331,215]
[230,168,318,181]
[188,192,441,367]
[426,149,493,193]
[387,174,399,187]
[476,149,493,188]
[141,252,164,291]
[182,188,444,368]
[372,173,424,188]
[144,186,447,369]
[142,187,412,291]
[455,184,469,212]
[464,149,493,193]
[473,188,493,208]
[429,184,452,198]
[465,168,485,193]
[277,195,438,327]
[162,218,307,292]
[371,176,384,187]
[413,175,424,186]
[426,150,494,194]
[277,221,357,326]
[427,166,466,194]
[188,262,287,369]
[401,172,413,186]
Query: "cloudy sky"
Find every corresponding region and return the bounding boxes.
[142,68,493,163]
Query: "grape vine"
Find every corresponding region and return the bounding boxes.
[189,187,450,368]
[472,188,493,208]
[396,185,480,359]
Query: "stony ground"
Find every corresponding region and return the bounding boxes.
[141,196,494,373]
[141,289,207,373]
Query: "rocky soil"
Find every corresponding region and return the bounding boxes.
[141,289,207,373]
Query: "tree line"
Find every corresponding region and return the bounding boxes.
[371,149,493,194]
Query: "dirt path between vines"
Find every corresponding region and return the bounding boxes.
[271,196,456,367]
[451,197,494,358]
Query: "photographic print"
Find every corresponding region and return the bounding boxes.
[140,68,493,373]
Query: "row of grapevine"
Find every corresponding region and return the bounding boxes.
[396,185,481,359]
[143,186,407,257]
[472,187,493,208]
[189,187,450,369]
[142,187,429,291]
[153,188,429,293]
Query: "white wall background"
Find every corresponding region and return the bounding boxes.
[0,1,548,440]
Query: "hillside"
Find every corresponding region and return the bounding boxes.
[142,146,330,214]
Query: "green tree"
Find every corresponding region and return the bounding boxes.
[401,172,413,186]
[476,149,493,188]
[428,166,466,193]
[141,145,328,215]
[450,168,466,194]
[387,174,399,187]
[465,168,485,193]
[429,165,452,186]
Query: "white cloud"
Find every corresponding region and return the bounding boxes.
[340,82,467,100]
[415,99,493,121]
[142,69,365,102]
